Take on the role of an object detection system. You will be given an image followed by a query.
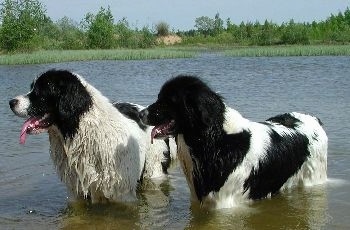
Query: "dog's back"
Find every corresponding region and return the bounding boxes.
[275,112,328,189]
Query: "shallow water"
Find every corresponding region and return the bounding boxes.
[0,55,349,229]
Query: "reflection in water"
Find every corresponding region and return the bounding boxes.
[60,167,188,229]
[59,164,330,230]
[61,201,140,229]
[186,185,328,229]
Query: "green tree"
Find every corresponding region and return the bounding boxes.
[257,20,276,45]
[344,7,350,26]
[213,13,224,35]
[194,14,224,36]
[280,20,309,44]
[115,17,135,48]
[84,6,115,49]
[194,16,215,36]
[0,0,49,51]
[56,17,85,49]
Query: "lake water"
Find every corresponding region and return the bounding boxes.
[0,54,349,229]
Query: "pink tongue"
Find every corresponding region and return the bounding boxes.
[20,117,37,144]
[151,124,168,144]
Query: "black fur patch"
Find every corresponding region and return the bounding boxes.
[266,113,301,128]
[243,129,310,199]
[191,130,251,200]
[114,102,147,130]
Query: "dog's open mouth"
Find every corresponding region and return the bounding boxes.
[151,120,175,144]
[20,114,52,144]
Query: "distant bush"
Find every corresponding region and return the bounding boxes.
[156,21,170,36]
[140,26,156,48]
[115,19,156,48]
[55,17,86,49]
[280,20,310,45]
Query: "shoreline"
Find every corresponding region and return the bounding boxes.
[1,45,349,65]
[0,48,197,65]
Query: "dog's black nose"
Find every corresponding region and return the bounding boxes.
[139,109,149,124]
[9,98,18,109]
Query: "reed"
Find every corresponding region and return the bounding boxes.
[224,45,350,57]
[0,49,197,65]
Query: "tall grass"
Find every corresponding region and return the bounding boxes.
[224,45,350,57]
[1,45,348,65]
[0,48,197,65]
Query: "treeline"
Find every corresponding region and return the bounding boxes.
[0,0,349,52]
[0,0,159,52]
[180,11,350,46]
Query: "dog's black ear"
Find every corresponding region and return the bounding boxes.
[59,88,88,117]
[183,90,225,128]
[57,79,92,137]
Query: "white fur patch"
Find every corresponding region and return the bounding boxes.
[11,95,30,117]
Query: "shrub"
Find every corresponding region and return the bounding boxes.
[155,21,170,36]
[280,20,310,45]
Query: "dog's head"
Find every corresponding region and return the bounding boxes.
[9,69,92,144]
[140,75,225,143]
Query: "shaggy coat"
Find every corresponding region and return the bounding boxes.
[140,75,328,209]
[9,69,172,203]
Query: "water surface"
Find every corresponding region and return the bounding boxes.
[0,55,349,229]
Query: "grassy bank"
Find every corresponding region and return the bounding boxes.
[224,45,350,57]
[1,45,349,65]
[0,48,197,65]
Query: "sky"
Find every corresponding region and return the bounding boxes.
[40,0,349,31]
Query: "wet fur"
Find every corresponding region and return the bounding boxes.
[10,69,173,203]
[141,75,328,209]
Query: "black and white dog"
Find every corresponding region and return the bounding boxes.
[9,69,175,203]
[140,75,328,209]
